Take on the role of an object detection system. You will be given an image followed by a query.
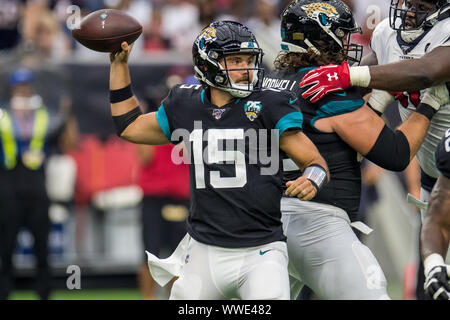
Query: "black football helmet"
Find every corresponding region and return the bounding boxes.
[280,0,363,65]
[192,21,264,98]
[389,0,450,31]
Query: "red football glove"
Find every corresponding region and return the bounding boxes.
[300,61,351,103]
[390,91,421,108]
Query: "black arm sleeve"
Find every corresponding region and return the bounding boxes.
[365,125,411,171]
[112,106,143,137]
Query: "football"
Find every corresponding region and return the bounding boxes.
[72,9,142,52]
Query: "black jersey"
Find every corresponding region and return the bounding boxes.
[265,67,365,221]
[155,84,303,248]
[435,128,450,179]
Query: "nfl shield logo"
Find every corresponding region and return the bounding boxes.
[212,108,225,120]
[244,101,262,121]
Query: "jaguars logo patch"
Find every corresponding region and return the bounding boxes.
[302,2,338,17]
[197,26,217,49]
[244,101,262,121]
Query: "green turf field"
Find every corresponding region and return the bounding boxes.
[9,282,404,300]
[10,289,144,300]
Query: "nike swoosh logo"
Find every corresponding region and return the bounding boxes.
[333,91,347,97]
[289,98,298,104]
[259,249,272,255]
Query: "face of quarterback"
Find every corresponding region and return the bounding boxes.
[220,53,257,85]
[404,0,438,29]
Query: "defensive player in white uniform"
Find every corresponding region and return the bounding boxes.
[365,1,450,299]
[299,0,450,299]
[299,1,450,99]
[369,1,450,218]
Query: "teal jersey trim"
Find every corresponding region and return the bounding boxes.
[275,112,303,137]
[201,89,205,104]
[310,99,365,132]
[156,103,171,141]
[298,67,317,73]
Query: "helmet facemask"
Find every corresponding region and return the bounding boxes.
[341,31,363,66]
[390,0,449,42]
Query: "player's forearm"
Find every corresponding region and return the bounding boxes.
[280,132,330,181]
[110,62,131,90]
[421,177,450,259]
[368,62,434,91]
[421,219,449,260]
[290,151,330,183]
[109,63,140,116]
[397,113,431,160]
[371,46,450,91]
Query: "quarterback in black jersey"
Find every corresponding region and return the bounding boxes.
[421,129,450,300]
[264,0,447,300]
[108,21,328,300]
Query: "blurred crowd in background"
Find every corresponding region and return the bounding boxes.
[0,0,391,61]
[0,0,424,300]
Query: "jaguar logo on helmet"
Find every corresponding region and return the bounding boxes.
[280,0,363,65]
[199,27,217,43]
[301,2,339,16]
[196,26,217,50]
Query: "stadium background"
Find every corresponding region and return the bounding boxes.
[0,0,427,300]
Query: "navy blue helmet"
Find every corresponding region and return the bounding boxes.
[192,21,264,98]
[280,0,363,65]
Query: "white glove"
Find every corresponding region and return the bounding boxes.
[423,253,450,300]
[421,83,450,111]
[367,89,395,114]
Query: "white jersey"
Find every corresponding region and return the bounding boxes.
[371,18,450,179]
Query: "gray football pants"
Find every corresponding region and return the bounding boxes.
[281,197,391,300]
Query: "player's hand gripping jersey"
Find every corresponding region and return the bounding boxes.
[156,84,303,248]
[265,68,364,221]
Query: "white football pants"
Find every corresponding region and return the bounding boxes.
[281,197,391,300]
[167,236,290,300]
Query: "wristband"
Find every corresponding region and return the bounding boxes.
[349,66,371,87]
[415,103,437,121]
[424,253,445,276]
[302,164,328,192]
[110,84,133,103]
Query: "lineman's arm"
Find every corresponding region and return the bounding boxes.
[421,175,450,261]
[110,42,169,145]
[318,104,431,171]
[369,46,450,91]
[280,131,330,201]
[300,47,450,102]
